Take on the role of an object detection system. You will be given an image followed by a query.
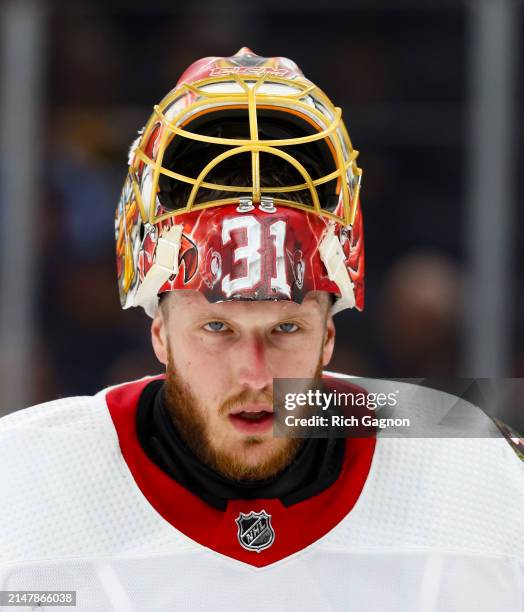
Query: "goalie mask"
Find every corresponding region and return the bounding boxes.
[115,48,364,318]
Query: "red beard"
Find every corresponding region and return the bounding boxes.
[163,347,324,481]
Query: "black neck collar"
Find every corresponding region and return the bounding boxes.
[136,380,344,511]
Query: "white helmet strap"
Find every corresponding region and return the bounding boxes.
[135,224,183,318]
[318,225,356,315]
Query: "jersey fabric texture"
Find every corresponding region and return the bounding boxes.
[0,375,523,612]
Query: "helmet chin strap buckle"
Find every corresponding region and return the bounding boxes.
[259,197,276,213]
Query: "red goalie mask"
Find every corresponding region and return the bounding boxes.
[115,48,364,317]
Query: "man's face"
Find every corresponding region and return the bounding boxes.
[151,290,335,481]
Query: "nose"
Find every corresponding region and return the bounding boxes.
[233,334,274,392]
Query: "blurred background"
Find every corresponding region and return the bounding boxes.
[0,0,522,428]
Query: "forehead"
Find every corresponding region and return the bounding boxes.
[160,290,329,320]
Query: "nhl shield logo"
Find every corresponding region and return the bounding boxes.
[236,510,275,552]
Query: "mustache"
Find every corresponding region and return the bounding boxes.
[219,389,274,416]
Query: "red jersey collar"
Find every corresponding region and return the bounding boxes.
[105,376,376,567]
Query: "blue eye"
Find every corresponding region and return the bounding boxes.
[277,322,299,333]
[204,321,228,332]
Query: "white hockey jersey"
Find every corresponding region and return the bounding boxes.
[0,375,523,612]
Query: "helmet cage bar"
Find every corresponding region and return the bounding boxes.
[134,147,355,194]
[153,103,342,148]
[130,73,362,227]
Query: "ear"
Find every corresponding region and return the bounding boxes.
[151,310,168,366]
[322,315,336,366]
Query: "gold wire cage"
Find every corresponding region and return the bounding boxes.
[130,72,363,227]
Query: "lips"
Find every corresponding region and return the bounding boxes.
[229,404,273,416]
[228,404,274,434]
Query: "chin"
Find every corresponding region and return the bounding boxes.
[234,438,288,465]
[207,436,299,481]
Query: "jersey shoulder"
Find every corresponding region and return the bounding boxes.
[0,394,106,435]
[0,374,161,435]
[323,371,524,470]
[0,376,179,567]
